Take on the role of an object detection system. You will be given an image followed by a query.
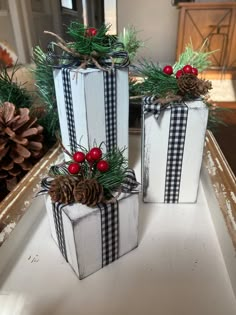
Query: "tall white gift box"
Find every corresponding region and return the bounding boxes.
[142,98,208,203]
[53,67,129,159]
[45,192,139,279]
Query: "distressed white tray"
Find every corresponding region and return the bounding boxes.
[0,133,235,315]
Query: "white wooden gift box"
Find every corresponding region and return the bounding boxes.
[142,99,208,203]
[45,193,139,279]
[53,68,129,160]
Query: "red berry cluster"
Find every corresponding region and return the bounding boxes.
[68,147,109,174]
[85,27,97,37]
[163,64,198,78]
[175,64,198,79]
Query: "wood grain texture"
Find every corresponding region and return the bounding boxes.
[176,2,236,79]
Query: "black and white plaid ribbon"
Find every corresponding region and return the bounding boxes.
[52,202,68,261]
[97,201,119,266]
[38,169,138,267]
[143,97,188,203]
[60,66,119,154]
[164,105,188,203]
[103,68,117,151]
[61,67,77,154]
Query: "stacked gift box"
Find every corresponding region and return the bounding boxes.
[36,22,214,279]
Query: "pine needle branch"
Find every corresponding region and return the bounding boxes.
[137,60,179,97]
[118,25,144,63]
[0,63,32,108]
[31,46,59,142]
[173,39,217,73]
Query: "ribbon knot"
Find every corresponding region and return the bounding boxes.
[143,96,166,120]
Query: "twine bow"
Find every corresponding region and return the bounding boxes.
[44,31,130,71]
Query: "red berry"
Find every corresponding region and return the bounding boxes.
[68,163,80,174]
[89,147,102,161]
[176,70,183,79]
[182,64,192,74]
[191,67,198,76]
[163,65,173,75]
[97,160,109,172]
[73,151,85,163]
[86,152,94,163]
[85,27,97,37]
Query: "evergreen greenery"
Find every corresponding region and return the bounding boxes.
[50,143,128,199]
[173,40,214,73]
[137,61,179,97]
[31,46,59,143]
[67,23,117,56]
[0,64,32,108]
[118,26,144,63]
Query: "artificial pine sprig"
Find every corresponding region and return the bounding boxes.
[67,23,117,56]
[118,25,144,63]
[31,46,59,143]
[0,63,32,108]
[49,141,128,203]
[138,60,179,97]
[173,40,215,74]
[95,148,127,194]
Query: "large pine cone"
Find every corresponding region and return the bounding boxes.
[73,178,104,207]
[49,175,78,204]
[177,74,212,97]
[0,102,44,191]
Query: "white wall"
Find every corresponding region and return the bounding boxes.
[117,0,179,63]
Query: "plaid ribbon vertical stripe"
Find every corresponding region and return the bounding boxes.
[104,68,117,152]
[52,203,68,261]
[164,105,188,203]
[61,68,77,154]
[143,98,189,203]
[98,202,119,267]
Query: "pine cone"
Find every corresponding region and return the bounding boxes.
[73,178,104,207]
[177,74,212,97]
[197,79,212,95]
[0,102,44,191]
[49,175,78,204]
[177,74,199,96]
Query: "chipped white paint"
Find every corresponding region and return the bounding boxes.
[0,222,16,243]
[215,157,224,172]
[230,192,236,204]
[206,150,217,176]
[225,199,236,230]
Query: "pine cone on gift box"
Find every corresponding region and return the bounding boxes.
[73,178,104,207]
[177,73,212,97]
[49,175,78,204]
[0,102,44,191]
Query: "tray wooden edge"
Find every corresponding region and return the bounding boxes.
[0,144,62,246]
[203,130,236,249]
